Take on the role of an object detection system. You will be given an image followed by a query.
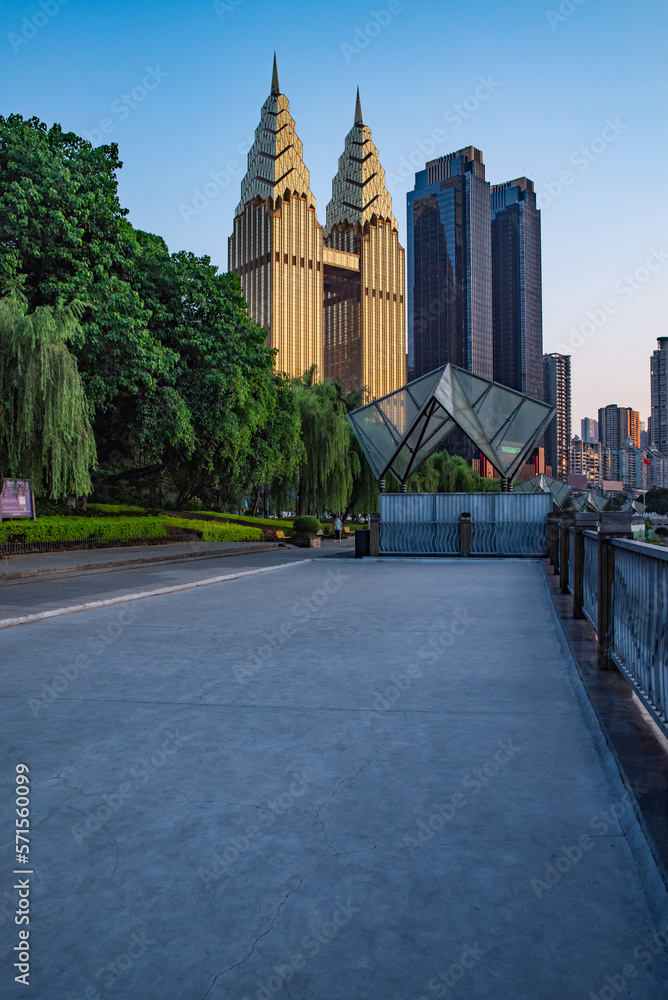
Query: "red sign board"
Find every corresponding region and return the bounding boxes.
[0,480,36,520]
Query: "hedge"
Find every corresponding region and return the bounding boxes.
[161,516,262,542]
[86,503,150,515]
[206,511,295,529]
[0,516,168,544]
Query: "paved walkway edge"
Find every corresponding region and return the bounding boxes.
[541,568,668,931]
[0,542,284,587]
[0,559,310,630]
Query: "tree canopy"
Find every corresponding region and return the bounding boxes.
[0,113,500,512]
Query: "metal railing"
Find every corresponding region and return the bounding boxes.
[557,511,668,736]
[582,530,599,632]
[379,522,460,555]
[471,520,547,556]
[610,539,668,733]
[377,493,552,557]
[0,534,196,556]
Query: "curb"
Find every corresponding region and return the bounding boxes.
[0,542,284,587]
[0,559,310,629]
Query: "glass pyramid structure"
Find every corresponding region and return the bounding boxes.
[348,364,556,484]
[514,473,573,509]
[570,491,610,513]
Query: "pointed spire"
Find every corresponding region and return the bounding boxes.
[354,87,363,126]
[271,53,280,95]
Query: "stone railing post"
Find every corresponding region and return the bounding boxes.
[559,517,574,594]
[460,512,471,558]
[572,512,599,619]
[596,511,633,668]
[369,512,380,557]
[546,513,559,568]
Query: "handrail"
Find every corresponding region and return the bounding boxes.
[611,537,668,563]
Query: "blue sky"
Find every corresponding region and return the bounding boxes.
[2,0,666,427]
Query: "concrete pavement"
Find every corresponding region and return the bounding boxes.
[1,558,667,998]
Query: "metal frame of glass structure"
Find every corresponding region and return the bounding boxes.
[348,363,556,485]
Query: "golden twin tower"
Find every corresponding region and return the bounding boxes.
[228,56,406,401]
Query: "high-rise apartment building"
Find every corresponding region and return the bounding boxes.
[323,91,405,400]
[543,353,571,479]
[490,178,543,399]
[407,147,492,382]
[571,438,602,490]
[598,404,641,477]
[229,57,323,378]
[650,337,668,453]
[581,417,599,443]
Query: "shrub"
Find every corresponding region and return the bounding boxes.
[201,511,295,529]
[293,516,322,536]
[161,516,261,542]
[0,516,167,544]
[87,503,149,516]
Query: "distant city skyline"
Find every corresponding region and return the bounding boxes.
[1,0,666,422]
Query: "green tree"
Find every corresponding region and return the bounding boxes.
[0,115,179,481]
[645,488,668,515]
[0,288,96,497]
[110,238,298,506]
[288,370,355,516]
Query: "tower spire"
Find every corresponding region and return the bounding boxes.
[271,53,279,95]
[354,87,363,126]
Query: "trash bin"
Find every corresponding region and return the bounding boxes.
[355,529,370,558]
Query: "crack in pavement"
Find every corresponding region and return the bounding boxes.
[198,855,332,1000]
[315,724,405,856]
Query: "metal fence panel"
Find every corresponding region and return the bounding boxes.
[378,493,550,556]
[582,531,598,631]
[610,540,668,734]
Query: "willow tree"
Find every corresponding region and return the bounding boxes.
[0,289,96,497]
[289,370,354,516]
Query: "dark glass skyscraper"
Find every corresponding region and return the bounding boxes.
[650,337,668,453]
[543,353,571,480]
[491,178,543,399]
[407,147,492,382]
